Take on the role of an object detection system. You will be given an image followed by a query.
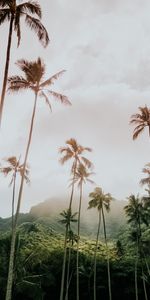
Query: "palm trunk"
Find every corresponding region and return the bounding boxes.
[60,225,68,300]
[135,244,138,300]
[141,266,148,300]
[11,172,16,231]
[5,92,38,300]
[138,219,148,300]
[93,209,101,300]
[69,159,77,211]
[76,183,83,300]
[65,243,72,300]
[60,160,78,300]
[102,207,112,300]
[64,159,78,299]
[0,15,14,126]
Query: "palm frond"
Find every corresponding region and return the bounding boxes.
[130,118,145,125]
[86,178,95,184]
[18,1,42,18]
[6,156,17,167]
[0,0,10,8]
[59,146,71,154]
[59,152,73,165]
[39,91,52,112]
[133,126,145,140]
[0,166,12,176]
[16,57,45,83]
[84,147,92,152]
[140,178,150,186]
[47,90,71,105]
[25,14,49,47]
[40,70,66,88]
[14,8,21,46]
[66,138,78,151]
[8,76,30,92]
[142,167,150,175]
[81,156,93,169]
[0,8,10,24]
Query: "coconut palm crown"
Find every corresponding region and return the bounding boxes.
[88,187,112,212]
[0,0,49,47]
[0,156,30,185]
[8,57,70,107]
[130,106,150,140]
[59,138,93,172]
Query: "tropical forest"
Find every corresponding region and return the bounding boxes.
[0,1,150,300]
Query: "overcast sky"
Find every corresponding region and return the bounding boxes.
[0,0,150,217]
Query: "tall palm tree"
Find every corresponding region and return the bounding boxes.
[124,195,148,300]
[73,163,94,300]
[6,57,70,300]
[0,156,30,229]
[59,209,78,300]
[59,138,92,211]
[88,187,113,300]
[130,106,150,140]
[0,0,49,125]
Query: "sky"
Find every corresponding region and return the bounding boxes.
[0,0,150,217]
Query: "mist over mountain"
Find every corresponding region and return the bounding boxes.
[0,197,127,238]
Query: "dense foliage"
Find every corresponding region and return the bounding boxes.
[0,203,149,300]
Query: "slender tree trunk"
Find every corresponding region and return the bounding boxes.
[76,183,83,300]
[65,243,72,300]
[5,93,38,300]
[138,219,148,300]
[93,209,101,300]
[64,159,78,299]
[0,15,14,126]
[11,172,16,231]
[135,246,138,300]
[101,207,112,300]
[60,225,68,300]
[141,266,148,300]
[69,159,77,211]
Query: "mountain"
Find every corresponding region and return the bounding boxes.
[0,197,127,238]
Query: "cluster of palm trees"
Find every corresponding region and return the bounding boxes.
[129,105,150,300]
[0,1,71,300]
[58,138,113,300]
[124,194,150,300]
[56,104,150,300]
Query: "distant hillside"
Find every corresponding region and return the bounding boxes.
[0,197,127,238]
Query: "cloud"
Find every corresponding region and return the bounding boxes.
[1,0,150,217]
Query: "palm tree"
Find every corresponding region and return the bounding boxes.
[0,0,49,125]
[5,57,70,300]
[88,187,113,300]
[101,191,113,300]
[59,210,78,300]
[0,156,30,229]
[59,138,92,211]
[73,163,94,300]
[124,195,148,300]
[130,106,150,140]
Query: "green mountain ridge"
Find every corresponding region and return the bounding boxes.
[0,197,127,238]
